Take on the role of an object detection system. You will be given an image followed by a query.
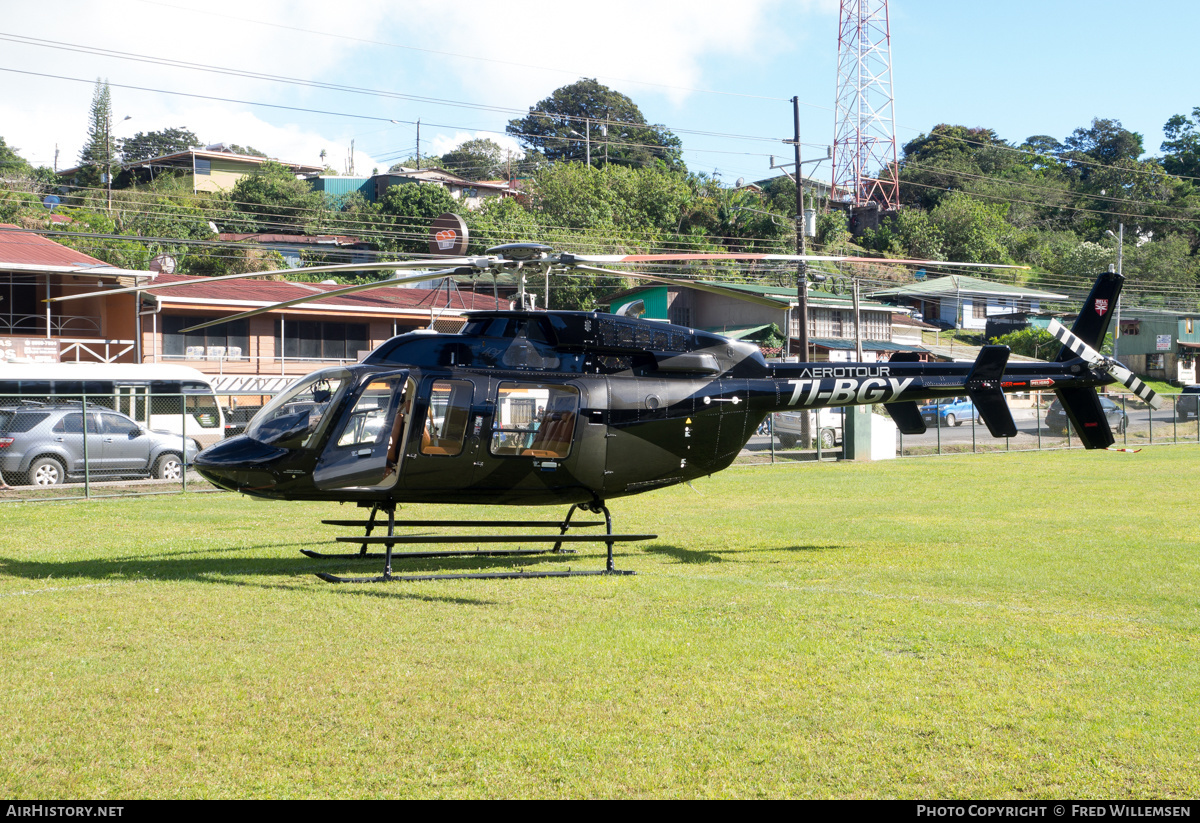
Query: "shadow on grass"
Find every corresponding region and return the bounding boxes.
[0,537,648,602]
[645,543,843,564]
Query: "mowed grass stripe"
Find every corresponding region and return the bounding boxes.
[0,447,1196,798]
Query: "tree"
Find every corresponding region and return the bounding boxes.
[1061,118,1143,181]
[119,127,202,162]
[228,160,324,233]
[375,182,462,253]
[1162,107,1200,180]
[78,79,115,172]
[227,144,268,158]
[507,79,683,171]
[440,138,513,180]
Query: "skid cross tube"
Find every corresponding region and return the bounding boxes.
[312,501,649,582]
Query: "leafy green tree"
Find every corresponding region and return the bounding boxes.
[119,127,202,162]
[375,182,462,253]
[988,327,1061,361]
[227,144,267,158]
[1062,118,1143,169]
[927,192,1014,263]
[228,160,324,233]
[0,136,35,177]
[440,138,511,180]
[1162,107,1200,180]
[507,79,683,171]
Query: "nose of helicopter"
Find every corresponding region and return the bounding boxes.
[193,436,289,491]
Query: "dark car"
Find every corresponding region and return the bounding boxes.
[0,404,200,486]
[1045,397,1127,436]
[1175,386,1199,422]
[223,405,264,438]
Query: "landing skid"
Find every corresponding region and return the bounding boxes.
[310,502,652,582]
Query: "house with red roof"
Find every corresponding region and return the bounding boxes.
[0,225,509,390]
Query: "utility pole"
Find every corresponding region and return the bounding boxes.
[1106,223,1124,358]
[793,95,812,448]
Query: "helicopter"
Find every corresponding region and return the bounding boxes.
[50,243,1157,582]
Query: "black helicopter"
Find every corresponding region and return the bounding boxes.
[52,244,1157,582]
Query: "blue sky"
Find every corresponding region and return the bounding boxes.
[2,0,1195,187]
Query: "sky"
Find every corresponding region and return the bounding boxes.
[2,0,1196,189]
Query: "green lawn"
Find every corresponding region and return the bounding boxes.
[1,446,1198,798]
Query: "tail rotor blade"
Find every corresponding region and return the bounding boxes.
[1107,362,1162,409]
[1047,320,1161,409]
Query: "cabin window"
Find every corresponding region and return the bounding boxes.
[490,382,579,459]
[420,380,472,457]
[335,380,396,448]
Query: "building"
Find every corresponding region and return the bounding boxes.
[0,225,509,393]
[312,169,516,209]
[123,147,324,194]
[0,223,149,362]
[602,280,927,362]
[869,275,1067,331]
[1110,312,1200,385]
[59,147,326,195]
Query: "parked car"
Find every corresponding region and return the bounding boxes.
[771,407,844,449]
[919,397,979,428]
[1044,397,1127,436]
[223,405,264,438]
[0,403,200,486]
[1175,385,1199,422]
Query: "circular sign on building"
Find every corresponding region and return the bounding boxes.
[429,213,469,256]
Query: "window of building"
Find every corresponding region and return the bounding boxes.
[972,300,988,320]
[194,158,211,176]
[163,315,248,360]
[1147,353,1166,371]
[273,321,368,361]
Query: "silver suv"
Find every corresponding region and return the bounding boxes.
[0,404,200,486]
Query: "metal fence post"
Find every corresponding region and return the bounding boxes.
[81,393,90,498]
[181,391,188,493]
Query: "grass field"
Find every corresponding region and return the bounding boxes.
[1,446,1197,798]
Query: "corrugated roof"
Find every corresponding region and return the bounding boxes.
[810,337,927,353]
[0,224,112,268]
[869,275,1067,301]
[147,272,508,313]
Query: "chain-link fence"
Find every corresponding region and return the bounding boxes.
[739,391,1199,462]
[2,387,1194,499]
[0,392,215,500]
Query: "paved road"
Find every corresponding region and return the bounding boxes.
[743,403,1197,455]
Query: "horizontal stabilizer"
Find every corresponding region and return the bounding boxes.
[966,345,1018,438]
[884,401,926,435]
[1054,387,1116,450]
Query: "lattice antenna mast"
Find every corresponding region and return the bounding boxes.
[832,0,899,209]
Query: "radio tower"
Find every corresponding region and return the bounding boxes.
[832,0,900,211]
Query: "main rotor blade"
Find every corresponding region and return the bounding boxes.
[177,267,470,333]
[45,257,485,304]
[571,264,787,310]
[567,252,1029,269]
[1047,319,1161,409]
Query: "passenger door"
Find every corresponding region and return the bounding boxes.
[313,371,410,490]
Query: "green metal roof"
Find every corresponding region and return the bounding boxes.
[809,337,926,353]
[869,275,1067,301]
[701,324,777,340]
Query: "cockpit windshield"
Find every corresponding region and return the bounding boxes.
[245,368,352,448]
